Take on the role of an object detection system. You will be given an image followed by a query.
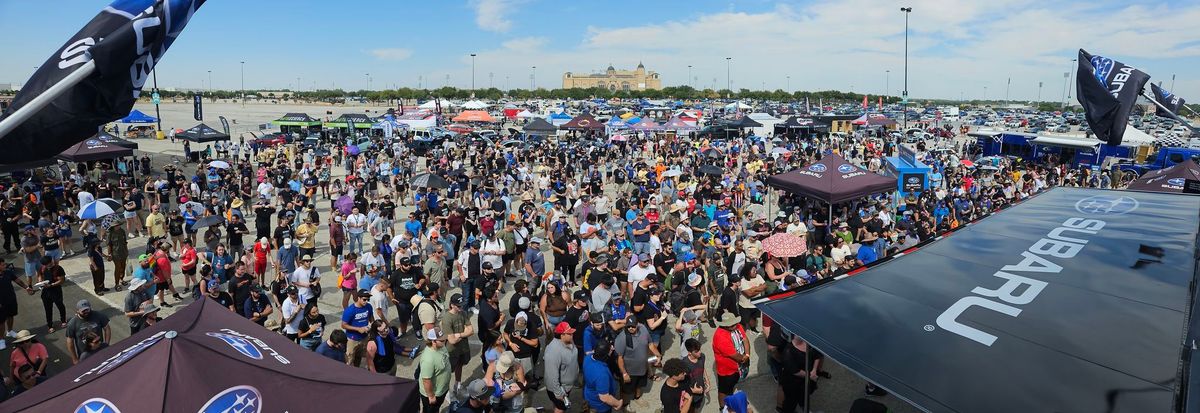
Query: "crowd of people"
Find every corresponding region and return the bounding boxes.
[0,112,1122,411]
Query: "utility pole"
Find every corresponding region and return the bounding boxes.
[207,70,212,93]
[900,6,912,131]
[885,70,890,98]
[531,66,536,90]
[470,53,477,91]
[725,57,731,93]
[489,72,494,89]
[1065,58,1077,108]
[1005,77,1011,105]
[1037,81,1043,104]
[240,61,245,106]
[687,65,692,89]
[1060,70,1070,110]
[297,77,301,92]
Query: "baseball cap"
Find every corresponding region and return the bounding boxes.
[76,299,91,311]
[573,290,589,302]
[554,321,576,335]
[637,252,651,261]
[356,290,372,298]
[687,272,702,287]
[449,293,464,307]
[464,378,490,399]
[496,351,515,373]
[425,328,446,341]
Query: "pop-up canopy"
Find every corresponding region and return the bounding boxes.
[3,297,418,412]
[1126,159,1200,193]
[757,187,1200,413]
[765,153,895,204]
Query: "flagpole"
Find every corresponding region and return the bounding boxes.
[1143,90,1198,130]
[0,60,97,140]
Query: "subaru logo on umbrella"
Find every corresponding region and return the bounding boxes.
[207,332,263,360]
[76,398,122,413]
[838,164,856,174]
[1168,178,1186,186]
[198,385,262,413]
[808,164,826,173]
[1074,195,1139,215]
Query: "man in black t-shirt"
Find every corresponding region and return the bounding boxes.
[503,312,542,376]
[390,257,423,336]
[476,287,504,363]
[253,202,276,240]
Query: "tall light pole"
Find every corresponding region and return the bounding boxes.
[687,65,692,88]
[900,6,912,130]
[1005,77,1011,105]
[983,86,988,102]
[1060,70,1069,110]
[531,66,536,90]
[725,57,731,93]
[365,73,370,91]
[489,72,494,89]
[239,61,245,106]
[207,70,212,93]
[1065,58,1077,107]
[885,70,890,98]
[1171,73,1176,92]
[1037,81,1043,104]
[787,75,791,92]
[296,77,301,92]
[470,53,477,91]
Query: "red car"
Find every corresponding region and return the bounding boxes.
[446,123,473,135]
[253,134,288,147]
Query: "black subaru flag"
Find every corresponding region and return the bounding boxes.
[1075,49,1150,146]
[0,0,205,163]
[1151,83,1186,122]
[193,94,203,121]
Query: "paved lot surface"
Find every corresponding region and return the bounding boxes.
[2,101,924,412]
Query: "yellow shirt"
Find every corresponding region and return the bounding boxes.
[144,212,167,238]
[295,223,318,249]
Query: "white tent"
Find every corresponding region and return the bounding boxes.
[462,100,488,110]
[724,101,752,110]
[418,99,454,110]
[747,112,782,137]
[515,110,537,119]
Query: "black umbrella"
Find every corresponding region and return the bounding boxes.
[410,173,452,189]
[702,148,723,159]
[192,215,225,230]
[699,164,724,176]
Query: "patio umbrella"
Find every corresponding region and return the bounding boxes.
[699,164,724,176]
[192,215,225,230]
[77,198,123,220]
[208,160,231,169]
[335,195,355,215]
[960,159,975,168]
[762,232,807,257]
[410,173,452,189]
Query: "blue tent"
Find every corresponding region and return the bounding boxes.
[119,109,157,124]
[624,116,642,124]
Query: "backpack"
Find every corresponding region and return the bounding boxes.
[410,298,440,334]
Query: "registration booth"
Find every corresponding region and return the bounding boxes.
[881,144,930,197]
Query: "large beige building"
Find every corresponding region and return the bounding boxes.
[562,63,662,91]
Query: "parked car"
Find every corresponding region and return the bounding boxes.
[253,133,288,147]
[446,123,474,135]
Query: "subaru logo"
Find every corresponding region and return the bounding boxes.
[207,332,263,360]
[808,164,827,173]
[1090,55,1114,84]
[86,139,101,145]
[1168,178,1186,186]
[198,385,262,413]
[1074,195,1139,215]
[76,398,122,413]
[838,164,857,174]
[907,176,921,184]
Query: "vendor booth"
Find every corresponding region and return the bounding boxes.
[881,145,930,197]
[272,113,322,135]
[324,113,374,136]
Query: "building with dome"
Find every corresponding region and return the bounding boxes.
[562,63,662,91]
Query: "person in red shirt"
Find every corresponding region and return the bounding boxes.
[712,312,749,410]
[180,239,198,296]
[152,242,180,307]
[252,237,271,283]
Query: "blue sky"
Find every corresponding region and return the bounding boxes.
[2,0,1199,101]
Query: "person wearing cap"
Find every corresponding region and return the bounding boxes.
[391,255,425,336]
[423,246,448,299]
[522,237,545,288]
[417,327,452,412]
[454,241,483,312]
[452,378,493,413]
[64,299,110,365]
[583,340,624,412]
[341,289,374,367]
[502,310,541,390]
[103,219,129,289]
[295,214,319,258]
[440,293,474,386]
[483,350,527,412]
[476,286,505,363]
[712,311,749,409]
[243,285,274,327]
[543,321,579,413]
[124,277,152,332]
[563,289,591,361]
[137,301,161,331]
[290,254,320,302]
[615,314,653,401]
[628,252,655,294]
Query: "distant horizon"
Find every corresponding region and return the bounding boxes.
[2,0,1199,103]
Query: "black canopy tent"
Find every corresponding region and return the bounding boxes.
[765,153,895,204]
[3,297,418,412]
[757,188,1200,413]
[522,118,558,135]
[93,130,139,149]
[177,123,231,143]
[55,137,134,162]
[727,116,763,129]
[1126,159,1200,193]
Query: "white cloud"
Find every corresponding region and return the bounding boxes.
[471,0,521,33]
[458,1,1200,100]
[369,48,413,61]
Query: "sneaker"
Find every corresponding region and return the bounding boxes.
[6,330,16,338]
[160,301,174,308]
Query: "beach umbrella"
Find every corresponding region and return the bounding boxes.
[346,145,361,156]
[410,173,452,189]
[980,165,999,171]
[960,159,975,168]
[77,198,123,220]
[208,160,231,169]
[335,195,355,215]
[662,169,684,178]
[178,201,205,215]
[192,215,225,230]
[762,232,807,257]
[702,148,723,159]
[699,164,724,176]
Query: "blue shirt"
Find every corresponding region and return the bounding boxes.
[524,249,545,275]
[133,266,156,295]
[405,220,423,238]
[582,326,603,355]
[856,245,879,265]
[341,303,373,341]
[276,246,299,274]
[583,355,616,412]
[630,219,650,242]
[314,341,345,363]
